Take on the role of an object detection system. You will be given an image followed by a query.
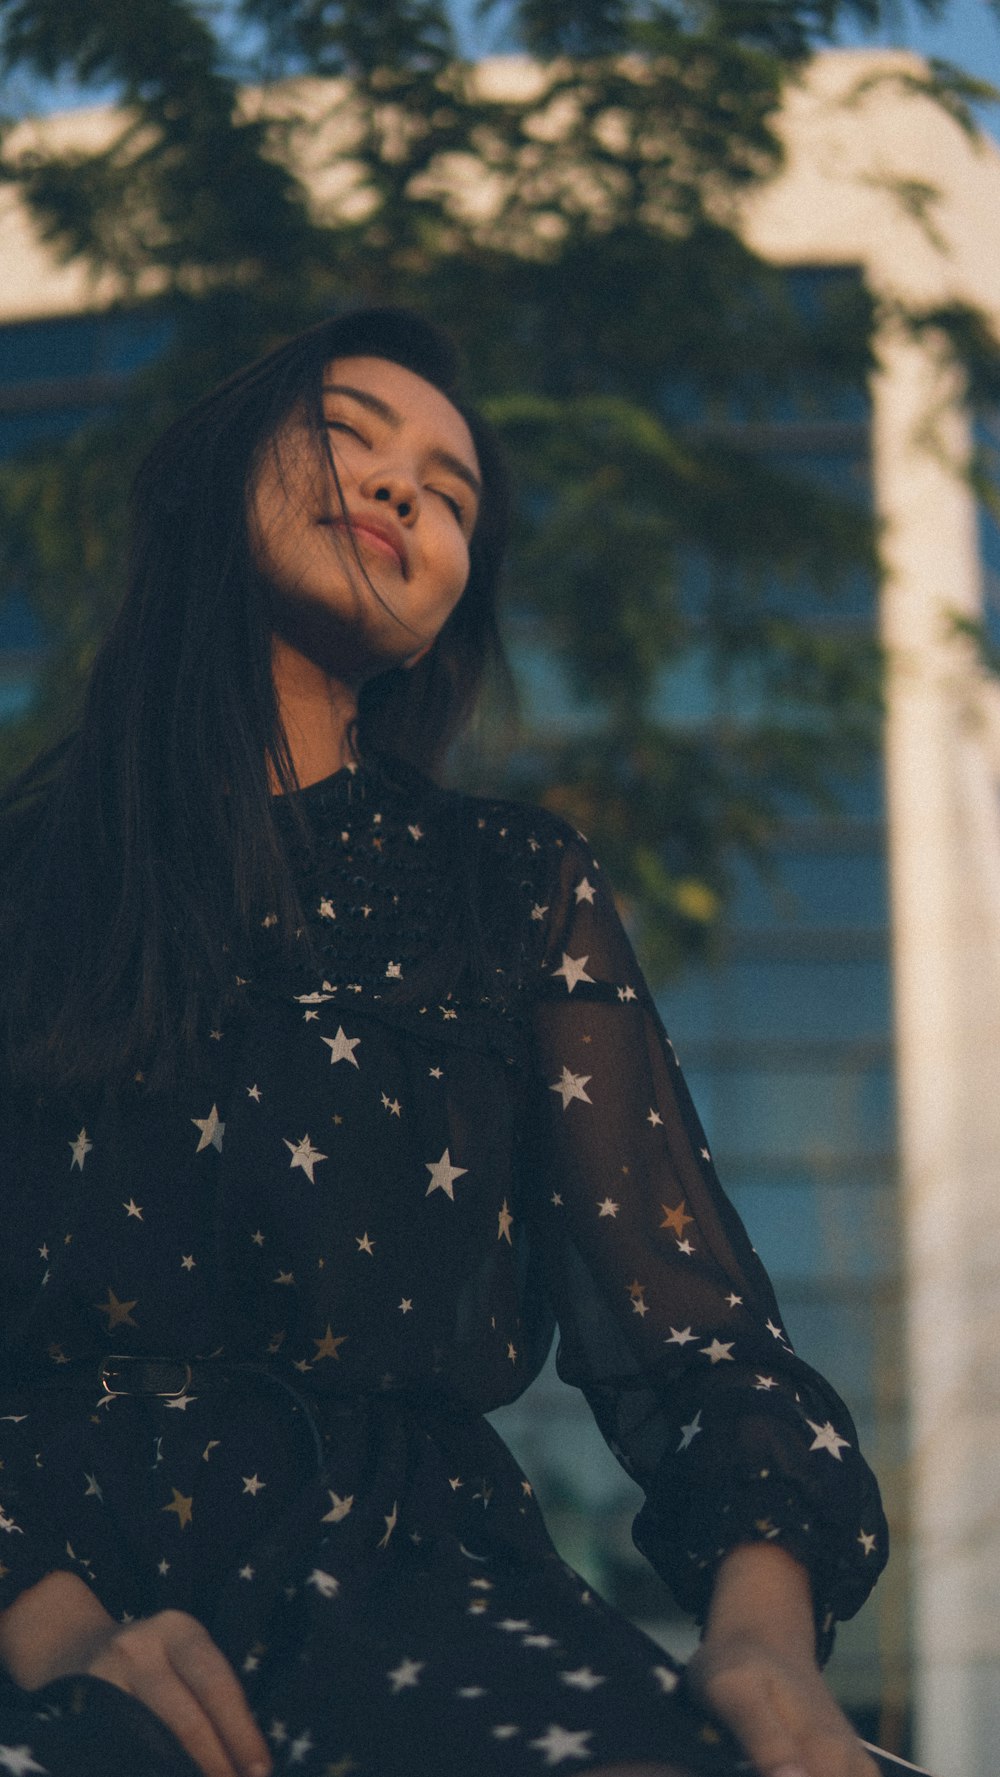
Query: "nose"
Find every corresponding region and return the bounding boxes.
[357,462,418,522]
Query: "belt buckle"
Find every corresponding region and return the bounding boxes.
[99,1356,193,1399]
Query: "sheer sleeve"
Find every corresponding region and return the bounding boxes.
[0,1418,81,1613]
[526,825,888,1658]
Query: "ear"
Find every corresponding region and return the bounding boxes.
[402,642,433,671]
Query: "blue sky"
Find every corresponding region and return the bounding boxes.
[834,0,1000,136]
[9,0,1000,140]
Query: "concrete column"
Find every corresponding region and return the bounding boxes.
[876,322,1000,1777]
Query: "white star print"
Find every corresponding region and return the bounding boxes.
[646,1107,663,1127]
[318,898,336,919]
[666,1326,697,1346]
[192,1105,225,1154]
[653,1665,680,1694]
[676,1238,695,1255]
[807,1419,851,1460]
[597,1198,619,1218]
[618,984,637,1002]
[702,1339,735,1364]
[378,1501,399,1549]
[180,1254,195,1271]
[356,1233,375,1255]
[678,1409,703,1451]
[239,1564,254,1579]
[425,1148,468,1200]
[284,1135,327,1182]
[530,902,549,921]
[305,1568,340,1597]
[399,1298,413,1314]
[528,1724,594,1765]
[387,1657,423,1693]
[552,952,595,993]
[0,1747,48,1775]
[69,1128,92,1170]
[242,1474,266,1496]
[858,1529,878,1556]
[322,1491,354,1522]
[123,1198,143,1220]
[251,1229,264,1246]
[321,1026,361,1067]
[550,1067,592,1110]
[559,1667,605,1690]
[755,1374,778,1390]
[288,1732,314,1764]
[381,1094,402,1116]
[574,877,596,903]
[766,1318,787,1341]
[164,1392,197,1412]
[246,1084,262,1102]
[83,1473,102,1500]
[385,961,403,979]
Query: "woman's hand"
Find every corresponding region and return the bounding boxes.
[0,1571,272,1777]
[684,1544,880,1777]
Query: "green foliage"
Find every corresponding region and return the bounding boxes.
[0,0,988,973]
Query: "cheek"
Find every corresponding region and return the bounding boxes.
[436,532,472,615]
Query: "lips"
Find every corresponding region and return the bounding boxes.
[326,512,408,576]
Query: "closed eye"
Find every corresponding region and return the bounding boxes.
[434,488,466,523]
[325,420,368,444]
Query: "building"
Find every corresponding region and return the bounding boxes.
[2,49,1000,1775]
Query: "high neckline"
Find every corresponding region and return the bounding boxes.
[274,759,366,807]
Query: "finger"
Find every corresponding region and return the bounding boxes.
[164,1619,272,1777]
[88,1643,242,1777]
[135,1661,246,1777]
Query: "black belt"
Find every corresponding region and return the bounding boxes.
[9,1354,328,1472]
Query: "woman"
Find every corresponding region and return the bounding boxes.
[0,308,888,1777]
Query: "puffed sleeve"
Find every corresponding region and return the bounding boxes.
[526,823,888,1658]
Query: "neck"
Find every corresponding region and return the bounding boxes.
[270,634,359,791]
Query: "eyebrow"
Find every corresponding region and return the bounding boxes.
[322,382,483,504]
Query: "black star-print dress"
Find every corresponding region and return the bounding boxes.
[0,757,888,1776]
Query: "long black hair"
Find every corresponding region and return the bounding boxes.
[0,308,512,1094]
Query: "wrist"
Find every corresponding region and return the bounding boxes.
[704,1542,817,1662]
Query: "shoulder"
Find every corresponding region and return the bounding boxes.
[436,784,595,876]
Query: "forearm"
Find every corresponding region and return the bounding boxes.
[0,1569,117,1690]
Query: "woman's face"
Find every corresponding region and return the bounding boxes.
[251,355,482,683]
